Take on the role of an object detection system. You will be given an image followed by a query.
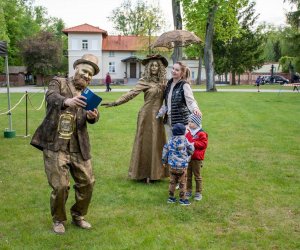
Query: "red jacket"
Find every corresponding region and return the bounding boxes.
[186,129,208,160]
[105,74,112,84]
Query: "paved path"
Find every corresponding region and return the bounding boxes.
[0,85,298,93]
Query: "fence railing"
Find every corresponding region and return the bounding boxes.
[1,90,45,137]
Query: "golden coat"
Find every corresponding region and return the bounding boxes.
[114,78,169,180]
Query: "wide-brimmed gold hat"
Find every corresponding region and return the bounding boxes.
[73,54,100,75]
[141,54,168,68]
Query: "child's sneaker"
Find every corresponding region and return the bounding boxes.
[194,193,202,201]
[185,192,192,199]
[179,199,191,206]
[167,197,177,203]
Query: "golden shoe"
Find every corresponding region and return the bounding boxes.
[72,219,92,229]
[53,221,65,234]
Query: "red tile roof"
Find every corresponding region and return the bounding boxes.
[102,35,153,51]
[63,23,108,36]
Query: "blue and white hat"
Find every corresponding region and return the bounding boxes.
[189,114,202,128]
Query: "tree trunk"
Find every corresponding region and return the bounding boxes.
[204,4,218,92]
[196,56,202,85]
[172,0,182,63]
[232,71,236,85]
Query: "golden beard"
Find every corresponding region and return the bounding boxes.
[73,74,88,90]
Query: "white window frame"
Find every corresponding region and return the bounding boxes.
[109,51,115,57]
[109,62,116,73]
[191,71,195,80]
[82,40,88,50]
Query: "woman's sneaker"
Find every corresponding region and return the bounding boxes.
[167,197,177,203]
[185,192,192,199]
[179,199,191,206]
[194,193,202,201]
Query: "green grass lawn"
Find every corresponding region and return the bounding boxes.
[0,91,299,249]
[91,83,288,90]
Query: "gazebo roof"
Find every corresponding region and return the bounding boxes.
[121,55,143,63]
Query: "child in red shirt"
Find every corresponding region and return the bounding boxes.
[185,114,208,201]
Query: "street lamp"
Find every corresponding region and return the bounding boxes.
[271,64,274,77]
[270,64,275,83]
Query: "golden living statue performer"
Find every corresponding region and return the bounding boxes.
[30,54,100,234]
[102,55,169,182]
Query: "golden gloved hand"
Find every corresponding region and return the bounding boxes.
[101,102,116,108]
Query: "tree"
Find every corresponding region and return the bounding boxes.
[181,0,246,91]
[214,1,264,85]
[20,31,63,84]
[0,0,68,75]
[185,44,204,84]
[284,0,300,72]
[1,0,47,67]
[0,2,9,71]
[108,0,165,37]
[171,0,183,63]
[204,3,218,91]
[285,0,300,29]
[45,17,68,74]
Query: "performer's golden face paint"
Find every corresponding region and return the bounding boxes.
[74,64,95,90]
[150,61,159,76]
[58,112,76,139]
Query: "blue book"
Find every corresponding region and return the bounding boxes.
[81,88,102,111]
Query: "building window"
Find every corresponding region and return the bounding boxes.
[82,40,88,50]
[191,71,195,80]
[91,40,98,50]
[109,62,115,73]
[71,39,78,50]
[109,51,115,57]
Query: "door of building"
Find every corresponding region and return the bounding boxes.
[130,63,136,78]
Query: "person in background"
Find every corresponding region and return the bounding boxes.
[30,54,100,234]
[162,123,194,206]
[255,75,262,92]
[185,114,208,201]
[105,72,112,92]
[157,61,202,140]
[102,55,169,182]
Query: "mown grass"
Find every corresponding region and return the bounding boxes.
[0,90,299,249]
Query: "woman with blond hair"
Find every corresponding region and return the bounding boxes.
[158,61,202,139]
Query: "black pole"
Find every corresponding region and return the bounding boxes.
[25,91,28,137]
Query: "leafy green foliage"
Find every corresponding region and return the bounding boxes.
[283,0,300,72]
[182,0,246,43]
[182,0,249,89]
[20,31,63,77]
[214,1,265,84]
[1,0,43,67]
[108,0,166,36]
[0,0,67,74]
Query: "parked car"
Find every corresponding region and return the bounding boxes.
[260,75,270,85]
[264,75,289,84]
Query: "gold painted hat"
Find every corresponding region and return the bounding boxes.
[73,54,100,75]
[141,54,168,68]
